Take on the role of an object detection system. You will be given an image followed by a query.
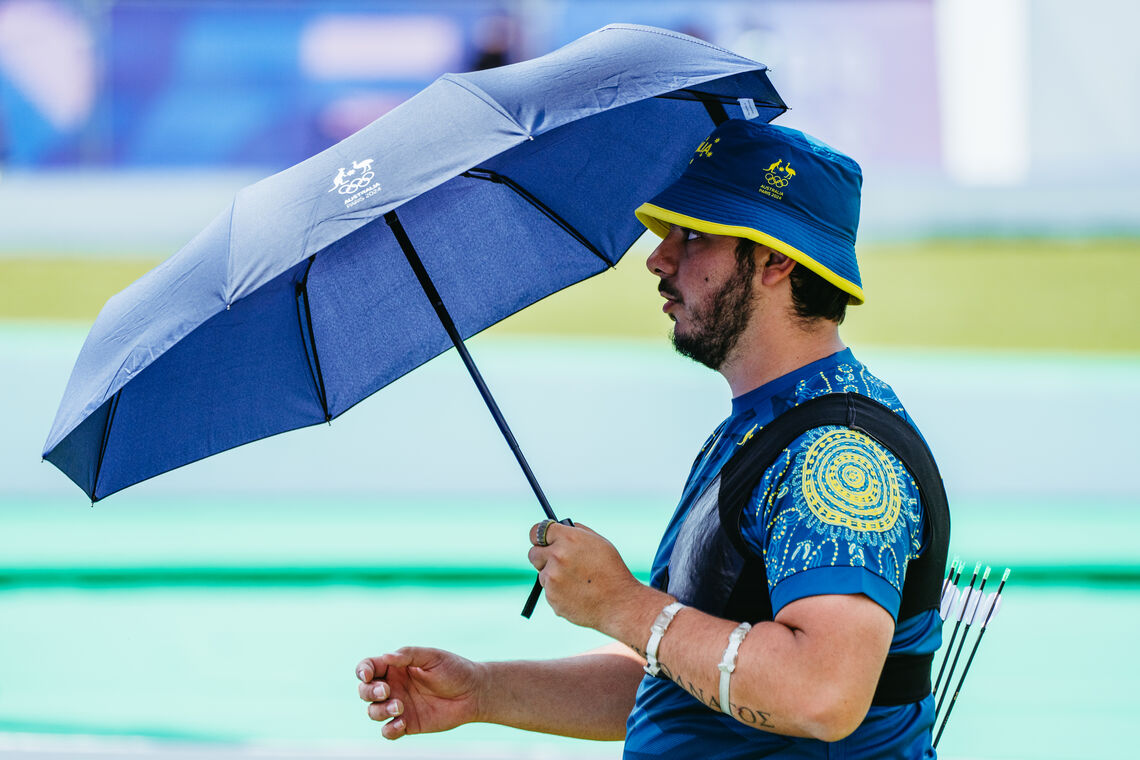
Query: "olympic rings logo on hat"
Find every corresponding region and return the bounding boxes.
[764,158,796,189]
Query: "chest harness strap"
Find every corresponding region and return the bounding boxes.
[664,393,951,707]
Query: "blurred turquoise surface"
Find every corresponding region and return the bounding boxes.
[0,566,1135,759]
[3,325,1138,758]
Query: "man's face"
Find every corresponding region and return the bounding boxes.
[646,226,756,371]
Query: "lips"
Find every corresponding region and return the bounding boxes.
[658,283,682,315]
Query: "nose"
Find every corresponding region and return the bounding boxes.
[646,226,683,277]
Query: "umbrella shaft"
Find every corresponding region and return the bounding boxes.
[384,211,558,522]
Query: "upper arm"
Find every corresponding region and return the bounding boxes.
[772,593,895,738]
[737,421,925,738]
[775,593,894,690]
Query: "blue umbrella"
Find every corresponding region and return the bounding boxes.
[44,24,784,541]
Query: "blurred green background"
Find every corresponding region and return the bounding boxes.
[2,1,1138,759]
[5,236,1139,352]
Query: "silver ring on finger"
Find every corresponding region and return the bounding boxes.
[535,519,556,547]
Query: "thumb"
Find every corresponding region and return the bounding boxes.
[385,647,421,669]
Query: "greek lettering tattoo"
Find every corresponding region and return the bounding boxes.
[629,632,776,729]
[658,663,774,728]
[732,703,775,728]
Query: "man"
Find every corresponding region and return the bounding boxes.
[356,120,947,758]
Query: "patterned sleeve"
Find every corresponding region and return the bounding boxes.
[740,425,925,620]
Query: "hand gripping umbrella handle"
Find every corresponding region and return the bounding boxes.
[522,518,575,618]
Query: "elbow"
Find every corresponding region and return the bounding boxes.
[809,717,861,744]
[801,691,870,743]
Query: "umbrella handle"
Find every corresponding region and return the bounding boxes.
[521,577,544,618]
[521,518,575,618]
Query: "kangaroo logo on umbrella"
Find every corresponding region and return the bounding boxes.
[329,158,376,193]
[329,158,383,208]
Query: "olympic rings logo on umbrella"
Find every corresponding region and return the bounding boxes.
[338,172,375,194]
[328,158,376,194]
[328,157,384,208]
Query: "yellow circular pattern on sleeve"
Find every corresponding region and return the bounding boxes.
[800,429,901,533]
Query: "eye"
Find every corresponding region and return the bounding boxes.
[682,227,704,242]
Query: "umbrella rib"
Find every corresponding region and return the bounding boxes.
[297,258,331,422]
[656,89,787,124]
[656,88,752,105]
[91,389,122,502]
[461,169,613,268]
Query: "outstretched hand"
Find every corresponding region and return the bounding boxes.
[356,647,484,740]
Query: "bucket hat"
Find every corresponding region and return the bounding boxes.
[635,119,865,304]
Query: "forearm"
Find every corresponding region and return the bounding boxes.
[645,606,811,737]
[592,587,794,733]
[597,586,886,741]
[526,521,890,741]
[476,643,646,740]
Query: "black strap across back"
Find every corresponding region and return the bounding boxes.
[698,392,950,706]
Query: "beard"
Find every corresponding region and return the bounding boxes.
[667,248,756,371]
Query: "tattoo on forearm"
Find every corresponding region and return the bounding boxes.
[655,662,775,728]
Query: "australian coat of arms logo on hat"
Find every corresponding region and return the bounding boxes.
[636,120,865,305]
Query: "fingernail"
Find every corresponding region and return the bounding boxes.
[373,683,387,700]
[388,700,402,716]
[356,667,367,681]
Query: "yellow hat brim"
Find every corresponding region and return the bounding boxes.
[635,203,865,306]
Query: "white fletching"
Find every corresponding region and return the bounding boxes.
[952,586,972,621]
[940,586,960,620]
[981,593,1004,627]
[971,591,996,625]
[960,587,983,622]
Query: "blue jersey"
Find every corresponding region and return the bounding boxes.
[624,349,940,759]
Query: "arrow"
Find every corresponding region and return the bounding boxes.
[934,560,977,694]
[934,568,1011,748]
[934,566,992,719]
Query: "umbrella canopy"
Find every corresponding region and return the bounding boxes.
[44,23,786,502]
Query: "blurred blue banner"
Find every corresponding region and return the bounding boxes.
[0,0,944,170]
[0,0,515,166]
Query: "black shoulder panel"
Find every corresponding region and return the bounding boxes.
[717,392,951,622]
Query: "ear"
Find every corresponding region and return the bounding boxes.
[759,250,796,287]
